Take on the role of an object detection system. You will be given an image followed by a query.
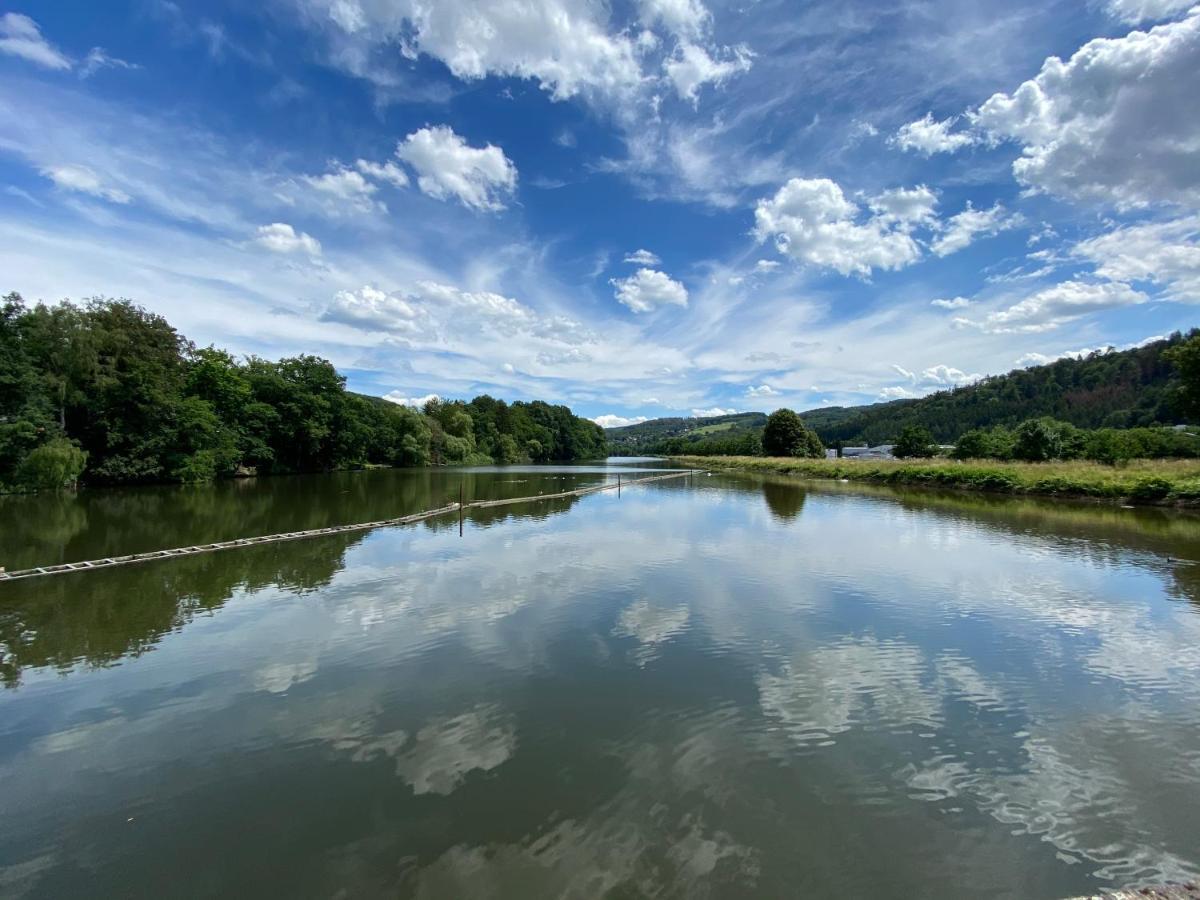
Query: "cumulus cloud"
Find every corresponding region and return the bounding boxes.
[0,13,71,70]
[312,0,645,102]
[396,126,517,211]
[973,9,1200,208]
[593,414,649,428]
[746,384,779,398]
[692,407,738,417]
[355,158,409,188]
[891,113,976,155]
[885,363,980,396]
[1072,215,1200,302]
[623,248,661,265]
[610,268,689,313]
[752,178,927,277]
[301,165,380,213]
[254,222,322,256]
[869,185,939,226]
[384,391,440,408]
[964,280,1149,334]
[931,203,1022,257]
[1105,0,1196,23]
[663,42,753,102]
[322,285,421,332]
[931,296,972,309]
[39,164,131,203]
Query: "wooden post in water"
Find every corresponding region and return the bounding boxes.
[618,474,621,497]
[459,482,464,537]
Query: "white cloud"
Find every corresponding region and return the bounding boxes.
[79,47,138,78]
[1105,0,1196,24]
[384,391,440,408]
[0,13,71,70]
[1072,215,1200,302]
[39,164,131,203]
[885,363,980,395]
[921,364,980,386]
[754,259,779,272]
[323,285,422,332]
[891,113,976,155]
[254,223,322,256]
[396,126,517,211]
[301,165,380,213]
[593,414,649,428]
[1015,352,1053,367]
[965,280,1150,334]
[869,185,939,226]
[664,42,753,102]
[931,203,1021,257]
[973,9,1200,208]
[307,0,645,102]
[355,158,409,188]
[610,268,689,313]
[623,248,661,265]
[691,407,738,417]
[746,384,779,398]
[752,178,925,277]
[638,0,710,39]
[931,296,971,309]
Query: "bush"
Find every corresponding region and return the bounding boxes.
[172,449,218,483]
[1129,476,1172,502]
[16,439,88,491]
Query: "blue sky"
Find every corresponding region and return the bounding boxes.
[1,0,1197,426]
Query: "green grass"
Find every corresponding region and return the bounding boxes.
[674,455,1200,506]
[689,422,737,435]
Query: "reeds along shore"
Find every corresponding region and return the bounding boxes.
[674,456,1200,505]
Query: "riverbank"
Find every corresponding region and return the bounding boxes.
[674,455,1200,505]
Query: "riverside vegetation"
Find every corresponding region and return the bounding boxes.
[0,293,605,493]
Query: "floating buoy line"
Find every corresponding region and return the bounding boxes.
[0,469,701,583]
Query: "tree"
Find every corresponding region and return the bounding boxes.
[1012,418,1063,461]
[893,424,936,458]
[762,408,822,457]
[16,439,87,490]
[1167,333,1200,421]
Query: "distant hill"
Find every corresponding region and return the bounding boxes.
[816,332,1193,446]
[606,412,766,454]
[606,332,1195,453]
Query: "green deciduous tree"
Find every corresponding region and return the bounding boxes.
[893,425,936,459]
[762,409,824,457]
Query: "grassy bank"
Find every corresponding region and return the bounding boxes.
[674,456,1200,505]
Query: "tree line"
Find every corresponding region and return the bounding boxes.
[0,294,606,492]
[815,332,1198,446]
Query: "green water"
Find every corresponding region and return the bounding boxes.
[2,465,1200,898]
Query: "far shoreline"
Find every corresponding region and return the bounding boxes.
[672,455,1200,508]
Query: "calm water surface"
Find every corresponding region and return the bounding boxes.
[2,465,1200,898]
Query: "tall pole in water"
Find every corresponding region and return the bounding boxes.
[459,481,464,537]
[618,474,621,497]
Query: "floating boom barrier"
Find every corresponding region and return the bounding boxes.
[0,469,701,583]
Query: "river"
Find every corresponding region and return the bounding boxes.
[2,462,1199,898]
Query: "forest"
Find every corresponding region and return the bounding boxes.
[0,294,606,491]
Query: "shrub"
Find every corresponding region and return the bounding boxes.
[16,439,88,491]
